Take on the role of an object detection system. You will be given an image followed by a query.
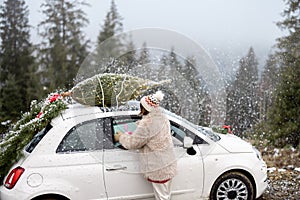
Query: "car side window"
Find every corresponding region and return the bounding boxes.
[111,116,141,148]
[171,121,208,145]
[57,119,106,153]
[110,116,207,149]
[171,125,186,146]
[25,123,53,153]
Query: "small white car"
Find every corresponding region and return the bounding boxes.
[0,103,268,200]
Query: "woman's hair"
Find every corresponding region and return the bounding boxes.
[140,103,149,115]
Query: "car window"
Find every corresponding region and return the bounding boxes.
[171,122,208,145]
[170,125,186,146]
[164,109,218,142]
[197,126,221,142]
[110,116,207,149]
[56,119,109,153]
[25,123,53,153]
[112,116,141,148]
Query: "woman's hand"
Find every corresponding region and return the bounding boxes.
[114,132,123,142]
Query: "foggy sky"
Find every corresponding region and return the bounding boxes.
[1,0,287,70]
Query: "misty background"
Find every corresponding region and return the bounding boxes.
[23,0,286,74]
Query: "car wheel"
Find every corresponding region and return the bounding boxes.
[210,171,254,200]
[32,195,69,200]
[37,198,67,200]
[40,199,59,200]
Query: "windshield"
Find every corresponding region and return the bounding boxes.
[197,127,221,142]
[25,124,52,153]
[163,109,220,142]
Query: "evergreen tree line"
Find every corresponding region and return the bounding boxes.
[226,0,300,148]
[0,0,299,148]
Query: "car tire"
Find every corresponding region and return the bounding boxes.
[37,198,66,200]
[40,199,58,200]
[32,195,69,200]
[210,171,254,200]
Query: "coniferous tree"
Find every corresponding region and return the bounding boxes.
[120,35,137,71]
[38,0,89,92]
[93,0,137,74]
[24,63,44,106]
[259,54,280,120]
[157,49,210,125]
[158,53,169,80]
[0,74,23,119]
[137,42,150,65]
[226,47,259,135]
[161,49,182,113]
[0,0,35,120]
[183,56,211,126]
[168,47,182,72]
[266,0,300,147]
[96,0,124,61]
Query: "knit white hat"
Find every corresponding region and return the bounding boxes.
[140,91,164,112]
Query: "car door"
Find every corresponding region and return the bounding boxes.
[169,120,205,199]
[103,115,154,199]
[103,115,204,200]
[53,118,107,200]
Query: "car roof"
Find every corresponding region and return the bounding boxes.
[60,104,103,120]
[54,102,194,128]
[51,102,140,125]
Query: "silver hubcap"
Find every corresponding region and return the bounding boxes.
[216,178,248,200]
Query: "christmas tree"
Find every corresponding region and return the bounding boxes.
[71,73,170,107]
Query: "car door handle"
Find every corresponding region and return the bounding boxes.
[106,165,127,171]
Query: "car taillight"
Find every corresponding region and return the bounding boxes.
[4,166,25,189]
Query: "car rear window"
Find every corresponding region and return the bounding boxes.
[56,118,110,153]
[25,123,53,153]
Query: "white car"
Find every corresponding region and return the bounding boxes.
[0,103,268,200]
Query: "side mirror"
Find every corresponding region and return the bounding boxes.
[183,137,196,155]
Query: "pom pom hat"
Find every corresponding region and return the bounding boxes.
[140,91,164,112]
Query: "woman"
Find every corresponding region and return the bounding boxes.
[114,91,177,200]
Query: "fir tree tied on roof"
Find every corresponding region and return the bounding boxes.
[71,73,170,107]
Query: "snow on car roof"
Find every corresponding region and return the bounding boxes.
[59,100,192,126]
[60,104,102,120]
[57,101,140,121]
